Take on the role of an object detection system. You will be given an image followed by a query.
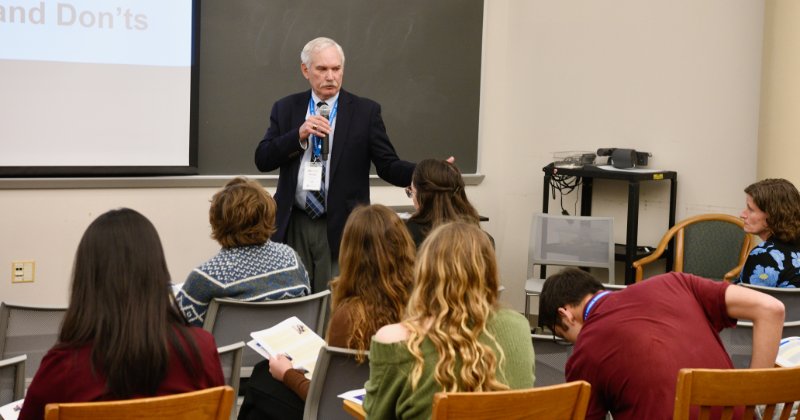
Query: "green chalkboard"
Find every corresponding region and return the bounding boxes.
[197,0,483,175]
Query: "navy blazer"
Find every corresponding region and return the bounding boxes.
[255,89,415,258]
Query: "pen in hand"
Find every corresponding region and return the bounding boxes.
[270,352,306,381]
[282,354,309,373]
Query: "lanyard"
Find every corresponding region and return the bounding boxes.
[308,98,339,159]
[583,290,611,321]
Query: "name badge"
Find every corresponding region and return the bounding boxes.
[303,162,323,191]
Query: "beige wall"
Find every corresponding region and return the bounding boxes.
[758,0,800,184]
[476,0,762,308]
[1,0,764,312]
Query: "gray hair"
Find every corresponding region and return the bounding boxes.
[300,37,345,68]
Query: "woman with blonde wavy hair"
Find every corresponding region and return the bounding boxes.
[364,221,534,419]
[238,204,415,420]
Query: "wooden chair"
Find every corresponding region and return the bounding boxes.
[342,400,365,420]
[44,385,235,420]
[673,366,800,419]
[632,213,755,282]
[430,381,592,420]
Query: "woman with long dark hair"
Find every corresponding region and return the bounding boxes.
[20,209,224,420]
[405,159,489,247]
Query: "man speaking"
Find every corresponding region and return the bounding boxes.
[255,37,415,292]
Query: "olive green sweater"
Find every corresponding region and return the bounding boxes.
[363,308,535,419]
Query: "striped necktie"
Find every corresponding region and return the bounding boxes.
[304,102,327,219]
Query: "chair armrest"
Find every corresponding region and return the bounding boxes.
[631,222,680,282]
[634,265,645,283]
[632,245,669,282]
[343,400,366,420]
[723,263,744,283]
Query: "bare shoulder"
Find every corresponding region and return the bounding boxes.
[374,322,411,344]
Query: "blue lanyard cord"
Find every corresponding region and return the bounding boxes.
[311,137,322,160]
[583,291,611,321]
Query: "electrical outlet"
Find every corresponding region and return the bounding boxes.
[11,260,35,283]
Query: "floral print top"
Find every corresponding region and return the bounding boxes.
[736,239,800,288]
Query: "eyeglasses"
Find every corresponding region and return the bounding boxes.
[405,186,414,198]
[552,333,572,346]
[544,325,573,346]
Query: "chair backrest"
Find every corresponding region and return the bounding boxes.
[634,213,754,282]
[531,334,572,387]
[43,385,235,420]
[680,214,753,280]
[0,354,26,405]
[0,302,67,381]
[719,320,800,368]
[217,342,244,420]
[673,366,800,420]
[528,214,615,282]
[740,283,800,322]
[303,346,369,420]
[430,380,592,420]
[202,291,330,375]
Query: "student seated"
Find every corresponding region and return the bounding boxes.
[539,267,784,420]
[737,178,800,287]
[176,177,310,326]
[237,204,416,420]
[404,159,492,247]
[19,208,224,420]
[364,222,534,419]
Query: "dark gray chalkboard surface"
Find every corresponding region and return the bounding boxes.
[197,0,483,175]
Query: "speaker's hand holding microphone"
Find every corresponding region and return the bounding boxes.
[301,115,331,148]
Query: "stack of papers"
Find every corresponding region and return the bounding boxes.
[247,316,325,378]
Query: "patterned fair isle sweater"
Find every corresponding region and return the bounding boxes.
[176,241,311,326]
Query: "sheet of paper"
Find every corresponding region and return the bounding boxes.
[246,339,271,360]
[776,336,800,367]
[0,399,23,420]
[250,316,325,378]
[338,388,367,405]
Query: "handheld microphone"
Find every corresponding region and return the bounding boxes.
[318,103,331,161]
